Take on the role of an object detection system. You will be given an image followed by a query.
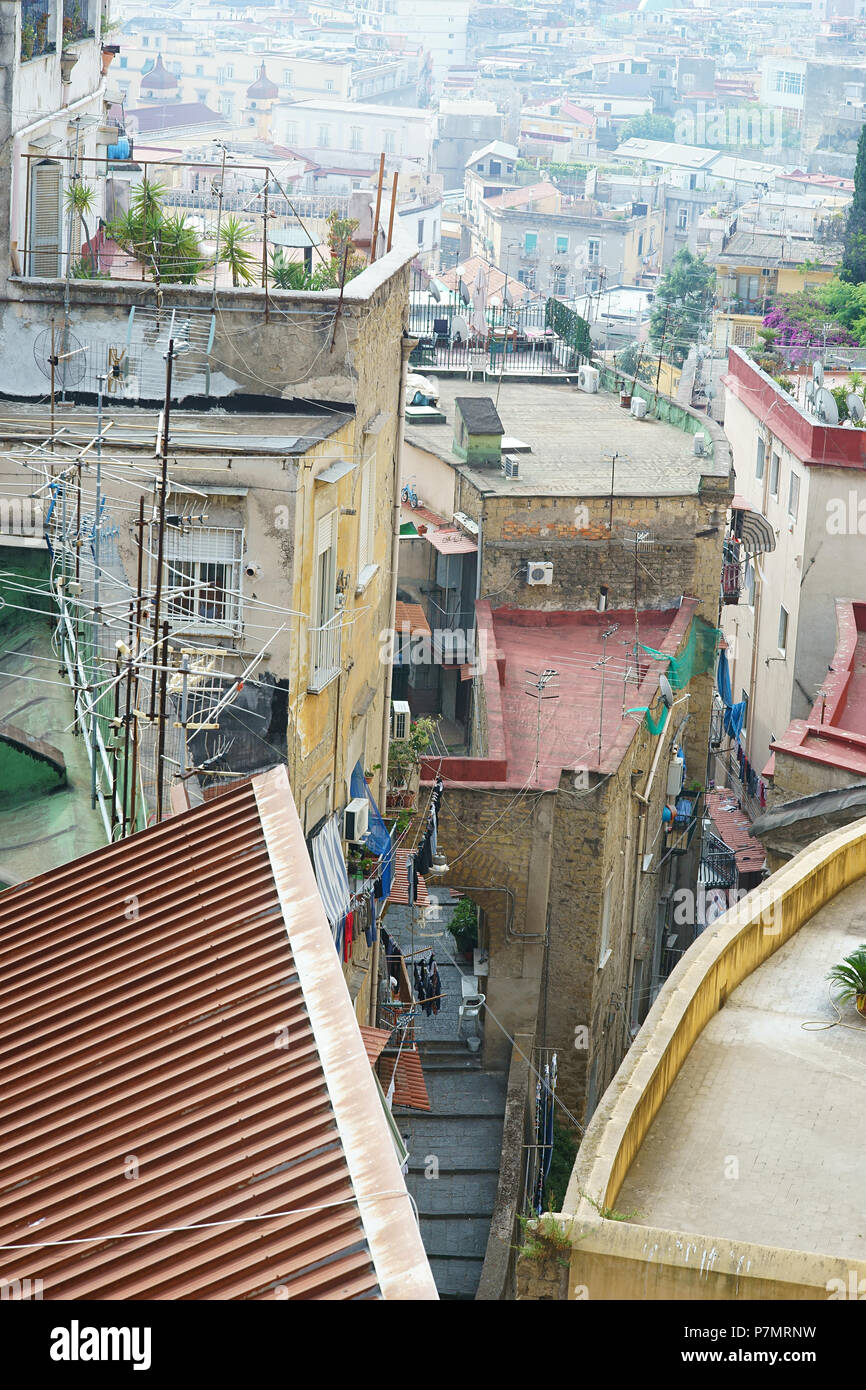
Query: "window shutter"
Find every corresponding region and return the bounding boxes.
[31,161,62,277]
[316,509,337,556]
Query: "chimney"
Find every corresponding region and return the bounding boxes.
[452,397,505,469]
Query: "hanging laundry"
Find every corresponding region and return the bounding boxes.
[428,955,442,1017]
[342,910,354,963]
[365,885,377,947]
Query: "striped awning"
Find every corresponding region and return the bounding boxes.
[310,813,350,931]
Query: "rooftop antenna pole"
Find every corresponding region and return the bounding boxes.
[370,152,386,264]
[261,172,270,323]
[49,317,57,450]
[90,373,107,809]
[608,452,617,532]
[150,339,175,717]
[387,170,399,252]
[525,668,559,786]
[592,624,619,763]
[211,141,228,311]
[156,619,169,824]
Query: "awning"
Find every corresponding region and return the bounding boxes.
[394,601,431,637]
[731,495,776,555]
[378,1045,431,1111]
[309,814,350,933]
[427,528,478,555]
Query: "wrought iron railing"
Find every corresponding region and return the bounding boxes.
[308,612,342,693]
[700,828,738,888]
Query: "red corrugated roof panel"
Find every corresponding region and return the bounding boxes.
[0,769,436,1301]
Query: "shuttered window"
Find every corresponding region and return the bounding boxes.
[153,525,243,634]
[315,510,338,627]
[358,459,375,575]
[30,160,62,277]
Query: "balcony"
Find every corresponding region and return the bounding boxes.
[20,2,55,62]
[308,612,342,694]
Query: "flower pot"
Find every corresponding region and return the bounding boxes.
[857,994,866,1018]
[101,44,119,74]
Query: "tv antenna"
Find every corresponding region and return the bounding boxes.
[592,623,620,762]
[525,668,559,786]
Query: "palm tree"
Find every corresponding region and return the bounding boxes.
[65,180,98,275]
[269,247,311,290]
[218,215,257,287]
[159,212,206,284]
[827,944,866,1014]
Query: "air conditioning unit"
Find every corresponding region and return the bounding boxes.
[502,454,519,478]
[666,750,686,798]
[526,560,553,586]
[631,397,648,419]
[391,699,411,740]
[344,797,369,844]
[693,431,706,456]
[578,365,599,393]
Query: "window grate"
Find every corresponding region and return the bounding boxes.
[149,524,244,636]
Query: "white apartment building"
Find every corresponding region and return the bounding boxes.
[353,0,471,92]
[275,98,434,175]
[2,0,113,286]
[720,348,866,803]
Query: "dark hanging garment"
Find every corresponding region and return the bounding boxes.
[366,886,377,946]
[416,828,434,876]
[406,854,417,907]
[429,959,442,1016]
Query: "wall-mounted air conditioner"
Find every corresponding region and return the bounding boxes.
[391,699,411,740]
[527,561,553,586]
[631,397,648,419]
[344,797,369,844]
[502,454,519,478]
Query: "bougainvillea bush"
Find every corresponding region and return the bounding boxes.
[762,279,866,362]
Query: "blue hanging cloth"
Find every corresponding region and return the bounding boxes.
[350,762,394,901]
[717,649,747,742]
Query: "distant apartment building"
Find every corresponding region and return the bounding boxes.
[707,225,842,351]
[353,0,472,93]
[518,99,598,163]
[760,55,866,154]
[274,98,435,194]
[435,99,503,192]
[465,174,664,296]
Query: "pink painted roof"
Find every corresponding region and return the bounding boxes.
[705,790,767,874]
[421,600,699,791]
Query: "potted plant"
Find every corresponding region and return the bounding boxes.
[387,714,437,804]
[22,18,36,61]
[35,13,48,54]
[827,944,866,1017]
[449,896,478,962]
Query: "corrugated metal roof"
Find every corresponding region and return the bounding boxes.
[0,768,436,1301]
[378,1047,431,1112]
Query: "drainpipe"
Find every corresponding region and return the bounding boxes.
[11,79,107,269]
[624,697,691,1041]
[370,324,414,1028]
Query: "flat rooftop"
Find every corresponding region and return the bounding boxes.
[490,604,687,787]
[405,379,722,498]
[616,878,866,1261]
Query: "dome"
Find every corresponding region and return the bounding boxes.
[142,55,179,91]
[246,63,279,101]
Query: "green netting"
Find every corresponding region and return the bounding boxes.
[638,616,721,735]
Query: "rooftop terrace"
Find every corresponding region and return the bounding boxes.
[405,379,726,498]
[615,876,866,1261]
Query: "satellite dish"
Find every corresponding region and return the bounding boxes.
[813,360,825,387]
[847,394,865,422]
[659,673,674,709]
[815,387,839,424]
[804,379,815,402]
[34,327,87,391]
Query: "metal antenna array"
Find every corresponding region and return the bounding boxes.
[525,668,560,786]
